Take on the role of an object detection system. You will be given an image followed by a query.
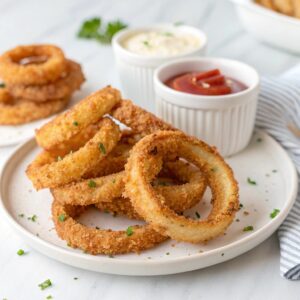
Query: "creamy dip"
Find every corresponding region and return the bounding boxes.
[122,30,201,56]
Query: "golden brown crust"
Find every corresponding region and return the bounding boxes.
[111,99,176,135]
[7,60,85,102]
[125,131,239,243]
[35,86,121,151]
[26,118,121,189]
[52,199,167,255]
[0,44,67,85]
[0,88,70,125]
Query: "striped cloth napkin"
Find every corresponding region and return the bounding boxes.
[256,70,300,280]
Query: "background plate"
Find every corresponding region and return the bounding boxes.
[0,130,297,276]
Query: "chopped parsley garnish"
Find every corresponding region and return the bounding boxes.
[77,17,127,44]
[18,213,24,218]
[166,252,170,255]
[0,83,5,88]
[221,253,224,256]
[143,40,150,47]
[239,203,243,209]
[58,214,66,222]
[73,121,79,126]
[270,208,280,219]
[247,177,257,185]
[38,279,52,290]
[210,167,217,172]
[46,296,53,300]
[108,254,114,258]
[17,249,25,256]
[256,137,262,143]
[112,179,116,184]
[195,211,201,219]
[243,225,254,232]
[73,277,78,280]
[272,169,277,173]
[98,143,106,154]
[126,226,133,236]
[88,180,97,188]
[163,32,173,37]
[28,214,37,222]
[174,21,184,26]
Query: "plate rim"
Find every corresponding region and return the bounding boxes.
[0,130,298,275]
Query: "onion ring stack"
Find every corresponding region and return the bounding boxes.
[26,86,239,255]
[0,44,85,125]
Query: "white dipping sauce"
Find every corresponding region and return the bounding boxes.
[122,30,201,56]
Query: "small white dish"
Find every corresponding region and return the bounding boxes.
[154,57,259,157]
[232,0,300,54]
[112,24,207,112]
[0,131,297,276]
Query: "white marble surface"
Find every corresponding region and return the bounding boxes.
[0,0,299,299]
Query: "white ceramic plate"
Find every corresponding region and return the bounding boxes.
[0,131,297,276]
[232,0,300,54]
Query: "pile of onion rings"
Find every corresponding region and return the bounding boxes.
[0,44,85,125]
[26,86,239,255]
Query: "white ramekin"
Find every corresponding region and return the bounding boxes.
[112,24,207,112]
[154,57,260,157]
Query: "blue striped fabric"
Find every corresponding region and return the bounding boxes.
[256,75,300,280]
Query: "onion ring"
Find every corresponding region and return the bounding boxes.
[52,199,167,255]
[125,130,239,243]
[51,160,206,207]
[26,118,121,189]
[35,86,121,151]
[0,45,67,85]
[111,99,175,135]
[0,88,70,125]
[7,60,85,102]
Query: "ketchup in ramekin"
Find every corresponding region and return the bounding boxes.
[165,69,247,95]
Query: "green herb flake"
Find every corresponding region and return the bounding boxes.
[46,296,53,300]
[243,225,254,232]
[108,254,114,258]
[88,180,97,188]
[256,137,262,143]
[210,167,217,172]
[239,203,243,209]
[126,226,133,236]
[195,211,201,219]
[270,208,280,219]
[18,213,24,218]
[77,17,127,44]
[143,40,150,47]
[73,121,79,126]
[17,249,25,256]
[272,169,278,173]
[112,179,116,184]
[163,32,173,37]
[38,279,52,290]
[221,253,224,256]
[247,177,257,185]
[174,21,184,26]
[166,252,170,255]
[28,214,37,222]
[73,277,78,280]
[0,83,5,88]
[56,156,62,161]
[58,214,66,222]
[98,143,106,154]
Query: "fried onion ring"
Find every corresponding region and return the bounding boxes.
[26,118,121,189]
[7,60,85,102]
[35,86,121,151]
[0,44,66,85]
[125,130,239,243]
[0,88,70,125]
[52,199,167,255]
[111,99,175,135]
[51,160,206,208]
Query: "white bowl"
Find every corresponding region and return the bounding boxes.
[112,24,207,112]
[154,57,260,157]
[231,0,300,54]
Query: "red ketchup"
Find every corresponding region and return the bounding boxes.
[165,69,247,96]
